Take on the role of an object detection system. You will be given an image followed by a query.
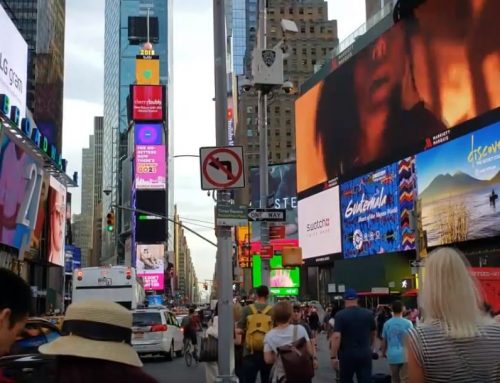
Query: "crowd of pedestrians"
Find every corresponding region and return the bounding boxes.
[1,246,500,383]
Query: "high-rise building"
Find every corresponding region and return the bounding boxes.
[74,117,104,267]
[365,0,387,20]
[235,0,338,203]
[103,0,173,264]
[172,205,198,302]
[0,0,65,151]
[77,136,95,266]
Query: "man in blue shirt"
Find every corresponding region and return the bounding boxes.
[330,289,376,383]
[381,300,413,383]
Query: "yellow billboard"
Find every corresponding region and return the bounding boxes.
[136,57,160,85]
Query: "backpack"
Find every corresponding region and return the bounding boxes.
[245,304,272,353]
[276,325,314,383]
[181,315,192,332]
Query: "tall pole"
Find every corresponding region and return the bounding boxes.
[258,0,270,290]
[213,0,237,381]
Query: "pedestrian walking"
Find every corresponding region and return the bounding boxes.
[406,247,500,382]
[0,268,31,356]
[330,288,376,383]
[39,299,158,383]
[264,301,315,383]
[236,285,273,383]
[204,305,218,383]
[291,303,317,359]
[381,300,413,383]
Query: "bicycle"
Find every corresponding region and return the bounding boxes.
[183,337,198,367]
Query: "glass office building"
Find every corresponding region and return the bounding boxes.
[103,0,172,263]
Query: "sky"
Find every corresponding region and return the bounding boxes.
[63,0,366,283]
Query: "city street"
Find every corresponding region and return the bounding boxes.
[143,333,390,382]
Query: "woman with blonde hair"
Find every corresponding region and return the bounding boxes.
[406,247,500,382]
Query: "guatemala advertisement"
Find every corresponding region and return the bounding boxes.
[340,158,416,258]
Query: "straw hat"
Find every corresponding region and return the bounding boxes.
[39,300,142,367]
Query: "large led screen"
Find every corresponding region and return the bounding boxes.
[135,190,167,243]
[131,85,164,121]
[48,176,66,266]
[0,134,44,250]
[250,162,297,240]
[416,121,500,246]
[0,4,28,118]
[136,244,164,291]
[296,0,500,194]
[135,145,166,189]
[252,255,300,296]
[298,186,341,259]
[340,158,416,258]
[135,123,163,145]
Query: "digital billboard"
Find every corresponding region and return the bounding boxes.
[340,158,416,258]
[135,145,166,189]
[136,244,164,291]
[416,121,500,246]
[136,57,160,85]
[250,162,297,240]
[135,123,163,145]
[29,173,49,252]
[296,0,500,194]
[298,185,341,259]
[0,134,44,251]
[0,4,28,119]
[252,255,300,296]
[48,176,66,266]
[131,85,164,121]
[135,190,166,243]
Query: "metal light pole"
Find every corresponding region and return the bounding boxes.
[213,0,237,381]
[257,0,271,289]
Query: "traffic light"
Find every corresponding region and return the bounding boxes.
[106,210,115,232]
[203,283,208,290]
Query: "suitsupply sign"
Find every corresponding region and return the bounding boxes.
[340,158,416,258]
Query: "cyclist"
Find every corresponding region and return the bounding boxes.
[181,308,199,360]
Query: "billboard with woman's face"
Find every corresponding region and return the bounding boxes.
[48,176,66,266]
[296,0,500,194]
[0,133,44,251]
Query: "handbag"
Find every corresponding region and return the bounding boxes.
[199,335,218,362]
[276,325,314,383]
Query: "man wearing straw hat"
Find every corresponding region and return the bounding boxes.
[39,299,159,382]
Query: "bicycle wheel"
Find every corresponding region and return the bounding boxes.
[185,350,193,367]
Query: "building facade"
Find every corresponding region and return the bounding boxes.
[172,206,198,303]
[235,0,338,204]
[0,0,65,151]
[102,0,172,264]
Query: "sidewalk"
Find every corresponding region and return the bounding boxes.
[313,332,390,382]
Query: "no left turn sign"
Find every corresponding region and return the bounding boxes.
[199,146,245,190]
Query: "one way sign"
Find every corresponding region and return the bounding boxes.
[247,208,286,222]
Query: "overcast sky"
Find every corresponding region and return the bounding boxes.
[63,0,365,283]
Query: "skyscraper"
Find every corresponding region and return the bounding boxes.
[103,0,173,264]
[235,0,338,203]
[0,0,65,151]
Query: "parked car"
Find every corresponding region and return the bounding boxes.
[0,353,56,383]
[132,307,184,360]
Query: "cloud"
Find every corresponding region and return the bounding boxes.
[64,0,104,104]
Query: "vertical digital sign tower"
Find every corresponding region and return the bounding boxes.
[131,41,167,292]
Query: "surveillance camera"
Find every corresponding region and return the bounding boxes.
[103,189,112,196]
[282,81,295,94]
[239,78,253,92]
